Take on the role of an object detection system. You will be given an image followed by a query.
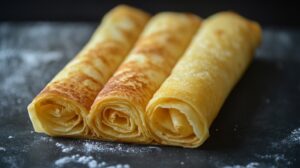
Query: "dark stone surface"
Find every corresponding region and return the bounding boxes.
[0,23,299,168]
[1,1,299,27]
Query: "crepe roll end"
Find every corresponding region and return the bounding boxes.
[146,98,209,148]
[28,95,89,136]
[88,98,149,143]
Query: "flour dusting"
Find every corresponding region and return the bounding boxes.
[254,128,300,166]
[0,49,62,95]
[39,136,53,142]
[223,162,259,168]
[56,142,74,153]
[33,134,162,164]
[55,154,129,168]
[255,154,291,165]
[0,48,64,118]
[33,136,160,167]
[282,128,300,145]
[83,141,161,153]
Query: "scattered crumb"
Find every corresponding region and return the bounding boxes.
[106,164,130,168]
[124,165,130,168]
[180,161,184,165]
[8,136,14,139]
[98,161,107,167]
[56,142,74,153]
[0,147,6,151]
[39,136,53,142]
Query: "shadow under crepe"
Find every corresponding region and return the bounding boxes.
[200,58,299,150]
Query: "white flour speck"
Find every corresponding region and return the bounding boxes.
[223,162,259,168]
[88,160,98,168]
[39,136,53,142]
[62,147,73,153]
[106,164,130,168]
[0,147,6,151]
[8,136,14,139]
[180,161,184,165]
[99,162,107,167]
[56,142,74,153]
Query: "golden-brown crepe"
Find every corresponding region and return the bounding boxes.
[88,12,201,143]
[27,5,150,137]
[146,12,262,147]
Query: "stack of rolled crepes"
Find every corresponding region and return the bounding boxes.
[28,5,261,147]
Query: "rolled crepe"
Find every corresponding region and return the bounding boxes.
[27,5,150,137]
[146,12,262,147]
[88,12,201,143]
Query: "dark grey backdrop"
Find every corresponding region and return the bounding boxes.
[1,1,300,168]
[0,0,299,27]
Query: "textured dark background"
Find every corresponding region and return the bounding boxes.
[0,0,299,27]
[1,1,300,168]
